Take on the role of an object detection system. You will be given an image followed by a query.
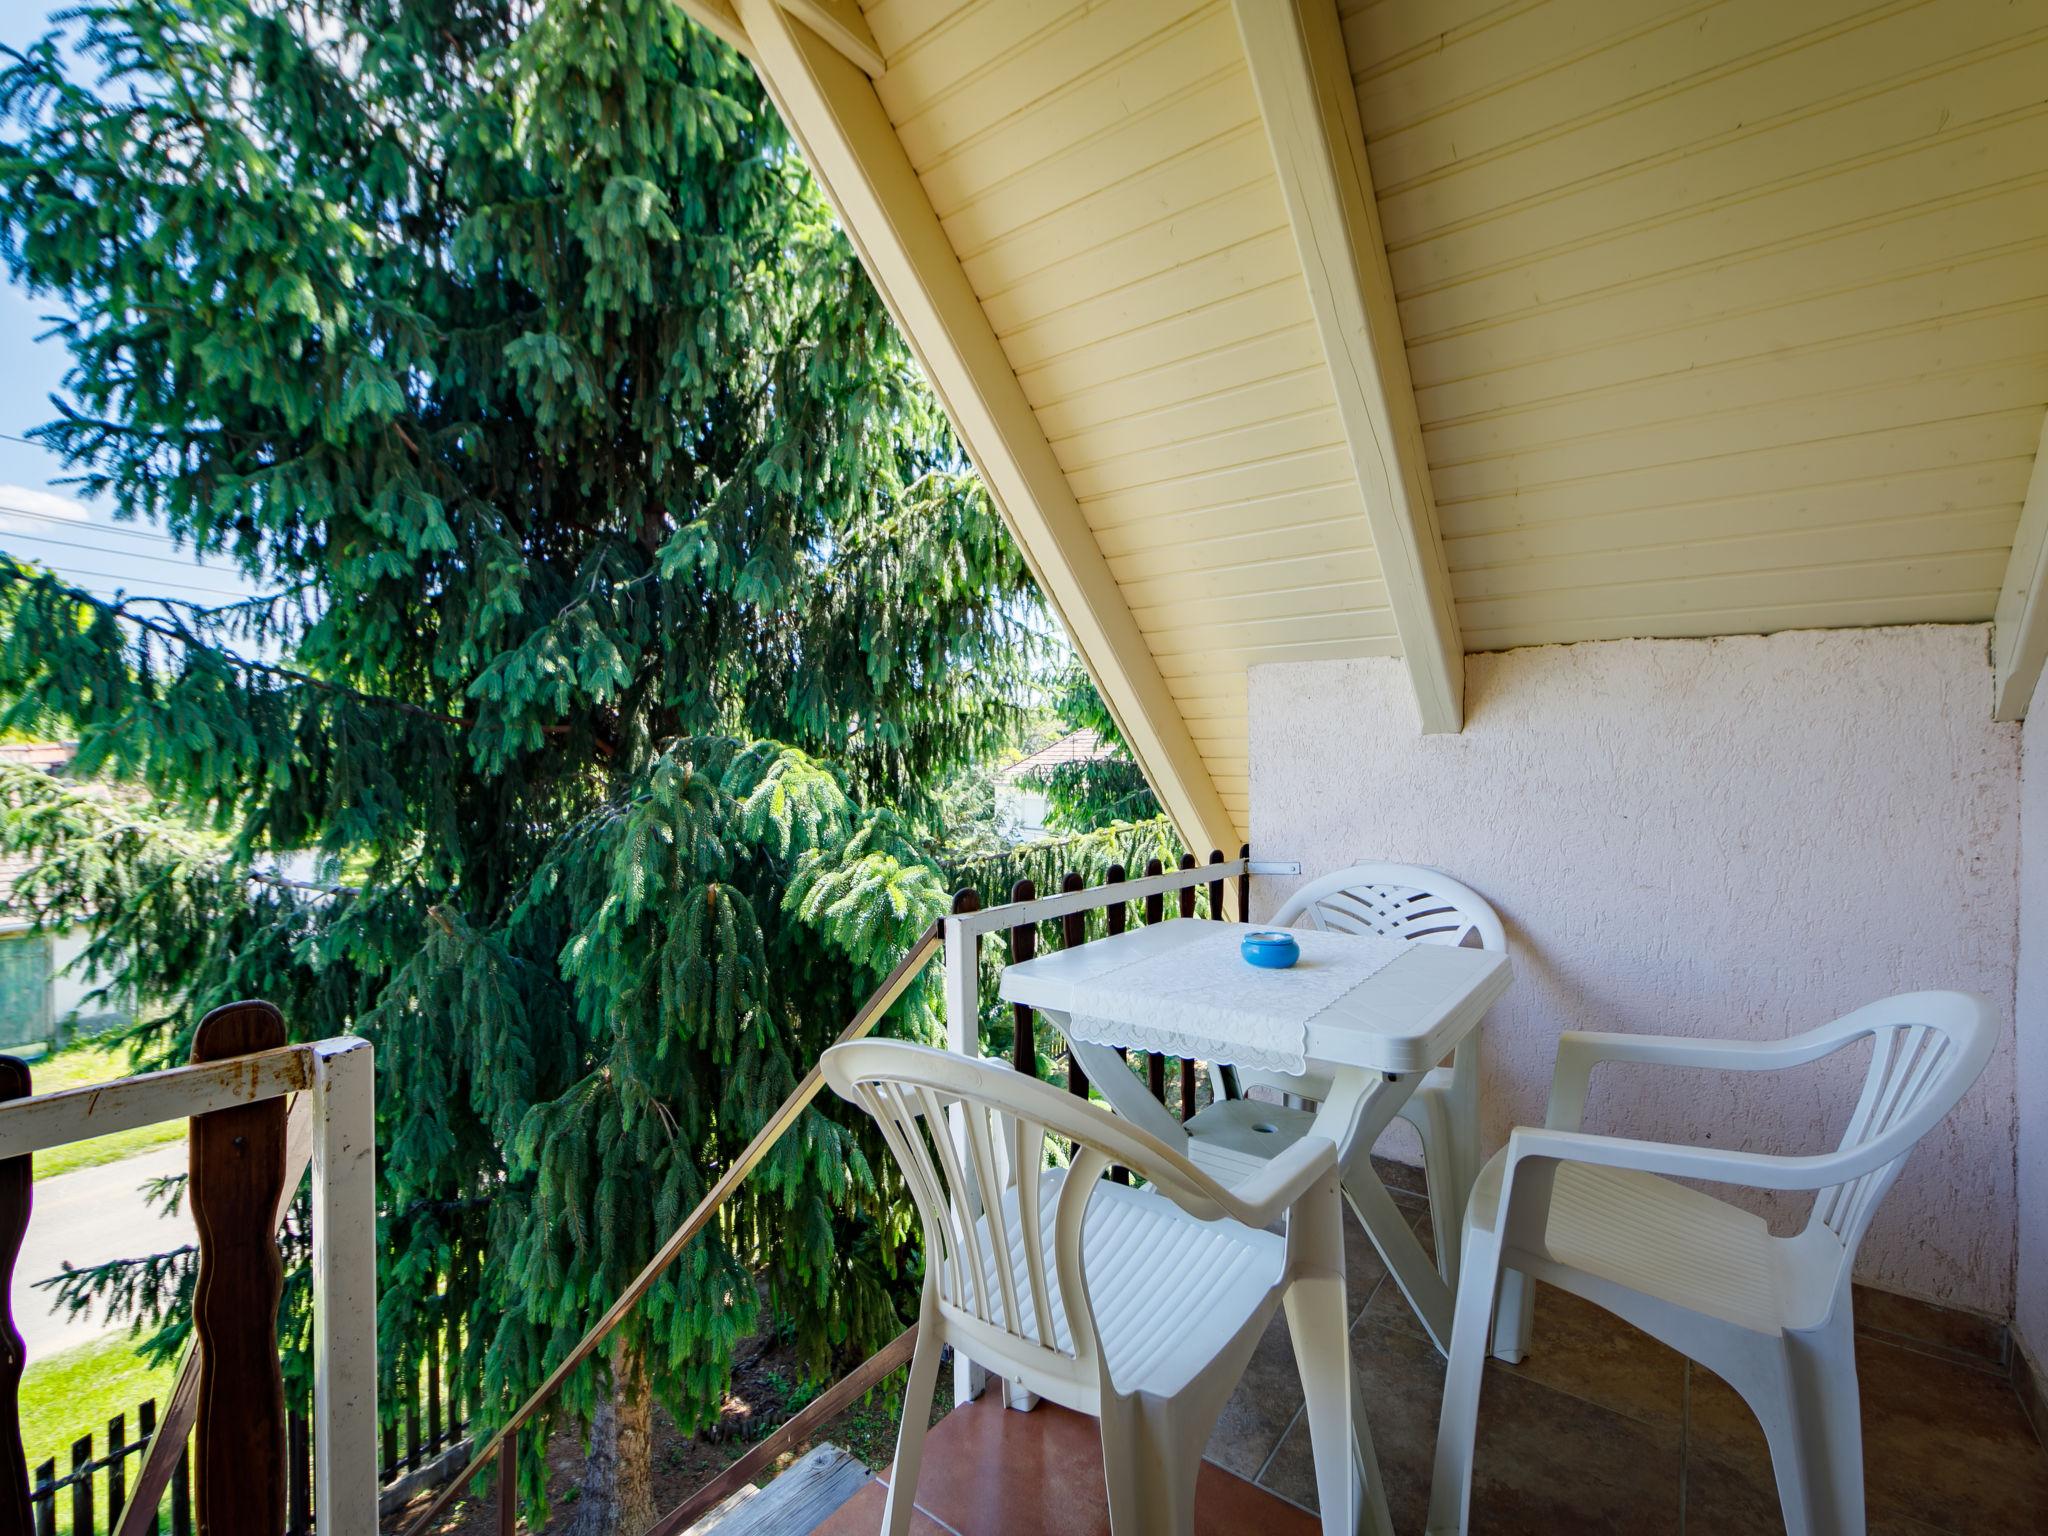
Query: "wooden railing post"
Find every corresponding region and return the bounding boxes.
[30,1458,51,1536]
[188,1001,289,1536]
[0,1056,30,1535]
[1059,873,1090,1102]
[69,1436,89,1536]
[1237,842,1252,923]
[1207,848,1226,920]
[1142,859,1167,1105]
[108,1412,126,1526]
[1008,880,1037,1077]
[498,1431,518,1536]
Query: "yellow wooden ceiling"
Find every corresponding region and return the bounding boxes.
[713,0,2048,846]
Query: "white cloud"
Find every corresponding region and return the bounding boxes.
[0,485,92,529]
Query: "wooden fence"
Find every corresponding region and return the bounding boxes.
[0,1013,379,1536]
[974,844,1251,1123]
[26,1400,316,1536]
[18,1278,470,1536]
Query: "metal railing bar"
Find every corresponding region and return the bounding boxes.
[400,918,946,1536]
[948,859,1248,938]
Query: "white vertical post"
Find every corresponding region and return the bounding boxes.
[310,1038,379,1533]
[942,915,990,1406]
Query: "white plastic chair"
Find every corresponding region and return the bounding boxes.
[1190,863,1506,1287]
[1426,991,1996,1536]
[823,1039,1394,1536]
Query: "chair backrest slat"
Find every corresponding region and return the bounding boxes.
[1817,1018,1959,1248]
[1011,1114,1056,1346]
[962,1100,1024,1336]
[825,1041,1246,1380]
[914,1085,992,1320]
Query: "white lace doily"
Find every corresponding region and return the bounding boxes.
[1065,926,1408,1074]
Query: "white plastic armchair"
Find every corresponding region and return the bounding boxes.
[823,1039,1394,1536]
[1191,863,1506,1286]
[1427,992,1997,1536]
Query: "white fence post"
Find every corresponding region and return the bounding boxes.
[310,1038,378,1532]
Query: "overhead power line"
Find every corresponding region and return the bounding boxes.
[28,565,253,601]
[0,527,244,576]
[0,501,183,545]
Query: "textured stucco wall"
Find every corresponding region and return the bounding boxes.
[1250,625,2020,1315]
[2017,674,2048,1357]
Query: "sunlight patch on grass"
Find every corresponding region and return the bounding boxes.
[19,1330,178,1479]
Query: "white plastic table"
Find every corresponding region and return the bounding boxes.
[1000,919,1512,1355]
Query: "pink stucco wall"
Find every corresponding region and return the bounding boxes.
[1249,624,2020,1316]
[2017,673,2048,1357]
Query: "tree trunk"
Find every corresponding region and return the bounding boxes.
[567,1339,656,1536]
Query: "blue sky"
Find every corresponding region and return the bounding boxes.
[0,4,262,610]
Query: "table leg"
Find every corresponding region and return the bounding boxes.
[1311,1069,1457,1357]
[1047,1016,1192,1152]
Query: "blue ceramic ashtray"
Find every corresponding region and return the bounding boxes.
[1240,931,1300,969]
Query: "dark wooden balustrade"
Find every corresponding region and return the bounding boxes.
[977,846,1247,1124]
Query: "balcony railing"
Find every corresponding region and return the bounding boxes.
[0,1020,377,1536]
[405,846,1298,1533]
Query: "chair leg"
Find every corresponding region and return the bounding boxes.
[1098,1392,1204,1536]
[1425,1235,1503,1536]
[1288,1274,1365,1536]
[1757,1317,1866,1536]
[1285,1173,1385,1536]
[1490,1267,1533,1363]
[882,1322,947,1536]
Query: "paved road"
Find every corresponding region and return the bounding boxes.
[15,1144,196,1358]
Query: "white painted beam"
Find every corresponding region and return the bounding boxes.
[778,0,883,76]
[732,0,1241,853]
[1233,0,1464,733]
[1992,412,2048,720]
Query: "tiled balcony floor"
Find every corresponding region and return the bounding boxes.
[820,1175,2048,1534]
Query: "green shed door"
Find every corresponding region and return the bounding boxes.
[0,934,51,1047]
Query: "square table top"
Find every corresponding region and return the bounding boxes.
[999,920,1511,1075]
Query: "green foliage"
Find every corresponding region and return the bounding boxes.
[1024,662,1160,831]
[0,0,1041,1512]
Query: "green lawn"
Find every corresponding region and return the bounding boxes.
[25,1039,183,1181]
[19,1330,178,1480]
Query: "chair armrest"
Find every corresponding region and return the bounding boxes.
[1505,1125,1848,1194]
[1216,1134,1339,1229]
[1546,1026,1852,1131]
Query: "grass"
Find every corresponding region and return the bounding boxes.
[18,1329,178,1479]
[27,1038,184,1181]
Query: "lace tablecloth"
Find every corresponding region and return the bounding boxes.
[1065,926,1408,1074]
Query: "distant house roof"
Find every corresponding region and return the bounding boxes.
[996,729,1111,787]
[0,742,74,773]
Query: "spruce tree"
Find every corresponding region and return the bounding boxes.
[0,0,1039,1522]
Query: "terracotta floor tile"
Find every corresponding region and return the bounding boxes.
[1489,1283,1687,1431]
[809,1477,961,1535]
[886,1394,1316,1536]
[1260,1314,1683,1535]
[1686,1335,2048,1534]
